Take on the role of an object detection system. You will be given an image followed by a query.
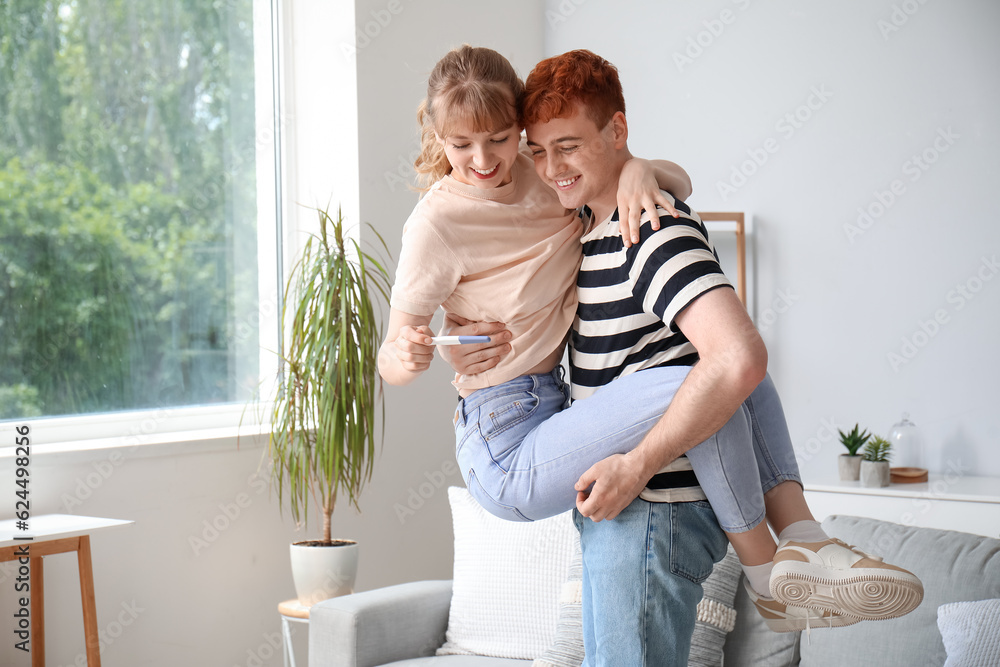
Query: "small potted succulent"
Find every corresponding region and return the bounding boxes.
[861,436,892,487]
[838,424,870,481]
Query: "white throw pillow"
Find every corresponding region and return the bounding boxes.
[938,598,1000,667]
[437,486,577,660]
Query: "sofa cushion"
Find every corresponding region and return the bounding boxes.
[938,598,1000,667]
[437,487,577,660]
[797,515,1000,667]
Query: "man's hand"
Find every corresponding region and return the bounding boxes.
[574,452,654,522]
[440,313,512,375]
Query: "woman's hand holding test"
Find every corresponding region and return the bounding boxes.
[393,324,436,373]
[378,310,435,385]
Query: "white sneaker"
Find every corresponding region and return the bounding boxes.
[744,579,859,633]
[770,538,924,621]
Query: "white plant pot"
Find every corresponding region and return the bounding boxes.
[838,455,862,481]
[289,540,358,607]
[860,460,891,488]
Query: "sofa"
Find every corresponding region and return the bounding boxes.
[309,487,1000,667]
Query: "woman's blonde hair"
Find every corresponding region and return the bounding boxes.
[413,45,524,190]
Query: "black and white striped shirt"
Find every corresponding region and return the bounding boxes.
[570,195,732,400]
[569,195,733,503]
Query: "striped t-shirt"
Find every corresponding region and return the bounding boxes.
[569,194,733,502]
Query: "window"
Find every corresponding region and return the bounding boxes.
[0,0,280,445]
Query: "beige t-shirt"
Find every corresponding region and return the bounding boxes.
[390,154,582,392]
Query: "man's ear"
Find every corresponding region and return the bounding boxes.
[610,111,628,149]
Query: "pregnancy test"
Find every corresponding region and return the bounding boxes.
[430,336,492,345]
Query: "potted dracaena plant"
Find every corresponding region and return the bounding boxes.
[268,205,391,607]
[861,435,892,488]
[838,424,870,481]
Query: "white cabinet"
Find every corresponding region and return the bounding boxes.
[803,472,1000,538]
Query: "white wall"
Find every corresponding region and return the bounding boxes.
[545,0,1000,480]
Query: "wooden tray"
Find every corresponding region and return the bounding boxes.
[890,467,928,484]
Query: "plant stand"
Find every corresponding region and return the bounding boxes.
[278,599,311,667]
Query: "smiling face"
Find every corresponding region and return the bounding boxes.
[437,121,521,189]
[525,105,628,220]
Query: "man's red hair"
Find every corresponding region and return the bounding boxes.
[522,50,625,128]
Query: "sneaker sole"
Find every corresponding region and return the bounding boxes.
[770,562,924,620]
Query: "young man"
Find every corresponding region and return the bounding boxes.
[449,50,921,665]
[522,51,772,665]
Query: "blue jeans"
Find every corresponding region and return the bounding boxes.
[574,498,729,667]
[454,366,801,531]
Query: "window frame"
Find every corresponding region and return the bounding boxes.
[0,0,286,457]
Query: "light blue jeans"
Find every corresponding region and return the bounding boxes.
[454,366,801,532]
[454,365,802,665]
[574,497,729,667]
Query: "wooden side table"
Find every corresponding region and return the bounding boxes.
[0,514,133,667]
[278,599,311,667]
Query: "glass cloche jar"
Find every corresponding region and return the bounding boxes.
[888,413,926,470]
